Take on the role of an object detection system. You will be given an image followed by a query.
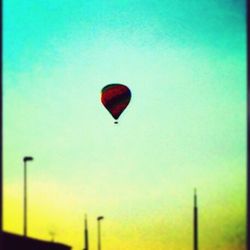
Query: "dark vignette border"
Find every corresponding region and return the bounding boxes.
[0,0,3,248]
[247,0,249,249]
[0,1,248,250]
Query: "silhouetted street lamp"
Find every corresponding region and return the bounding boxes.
[97,216,104,250]
[23,156,34,237]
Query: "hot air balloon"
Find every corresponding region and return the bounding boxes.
[101,83,131,124]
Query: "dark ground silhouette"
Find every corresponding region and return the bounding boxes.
[2,231,71,250]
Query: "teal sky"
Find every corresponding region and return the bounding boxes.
[3,1,246,250]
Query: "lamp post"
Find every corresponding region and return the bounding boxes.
[23,156,34,237]
[97,216,104,250]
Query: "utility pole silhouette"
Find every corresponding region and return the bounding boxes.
[193,188,198,250]
[49,231,56,242]
[84,214,89,250]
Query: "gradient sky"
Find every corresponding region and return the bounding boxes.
[3,1,246,250]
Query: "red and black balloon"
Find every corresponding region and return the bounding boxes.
[101,84,131,124]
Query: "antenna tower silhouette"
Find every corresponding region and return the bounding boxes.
[194,188,198,250]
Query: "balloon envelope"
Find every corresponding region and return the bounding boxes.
[101,84,131,121]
